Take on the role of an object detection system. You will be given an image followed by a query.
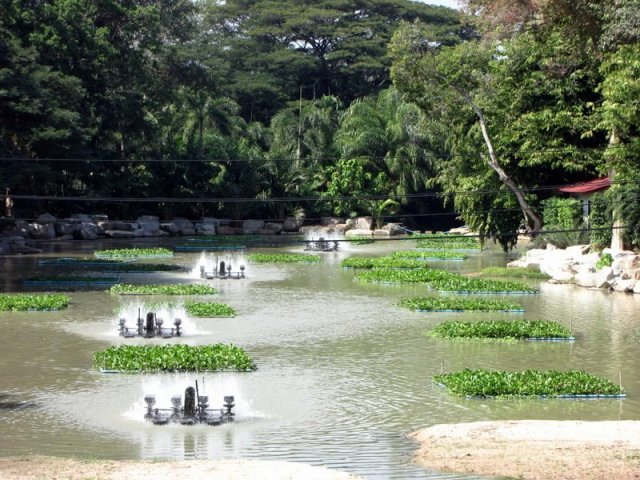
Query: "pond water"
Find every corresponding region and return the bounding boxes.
[1,238,639,479]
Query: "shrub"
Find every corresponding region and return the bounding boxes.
[110,284,217,295]
[590,192,612,249]
[596,253,613,270]
[434,369,624,397]
[0,293,70,311]
[93,344,256,372]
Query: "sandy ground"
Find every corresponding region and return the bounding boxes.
[411,420,640,480]
[0,457,363,480]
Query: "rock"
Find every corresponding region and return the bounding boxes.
[575,271,598,288]
[612,254,640,280]
[448,226,472,235]
[372,229,390,236]
[321,217,344,226]
[242,219,265,234]
[612,279,635,293]
[354,216,373,230]
[56,234,74,241]
[566,244,591,256]
[105,230,137,238]
[75,222,101,240]
[36,213,57,224]
[103,221,137,231]
[333,224,348,234]
[195,222,216,235]
[381,223,405,235]
[283,216,303,232]
[54,222,76,236]
[264,222,283,234]
[217,225,241,235]
[29,223,56,240]
[160,222,180,235]
[136,215,161,235]
[595,266,614,289]
[345,228,374,238]
[91,214,109,222]
[172,218,195,235]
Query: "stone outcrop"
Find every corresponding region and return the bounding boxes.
[509,244,640,294]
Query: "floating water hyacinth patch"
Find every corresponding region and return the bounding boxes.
[93,344,256,372]
[480,267,550,279]
[110,284,217,295]
[23,275,119,285]
[94,247,173,259]
[0,293,70,311]
[247,253,320,263]
[341,256,430,269]
[433,369,624,398]
[98,263,185,272]
[414,233,480,250]
[398,296,523,312]
[428,320,572,340]
[38,257,133,266]
[391,250,468,261]
[355,268,452,284]
[185,302,237,317]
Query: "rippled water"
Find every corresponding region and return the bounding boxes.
[0,238,639,479]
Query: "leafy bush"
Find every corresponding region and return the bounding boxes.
[110,284,217,295]
[94,248,173,259]
[398,296,523,312]
[185,302,237,317]
[590,192,612,249]
[480,267,550,279]
[247,253,320,263]
[428,320,572,340]
[341,256,430,269]
[596,253,613,270]
[537,197,589,248]
[391,250,468,260]
[433,369,624,397]
[93,344,256,372]
[0,293,70,311]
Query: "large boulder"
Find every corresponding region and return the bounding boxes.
[217,225,242,235]
[54,222,76,236]
[353,216,373,230]
[595,266,615,289]
[36,213,57,224]
[136,215,161,235]
[381,223,405,236]
[283,216,303,232]
[172,218,196,236]
[345,228,374,238]
[612,279,635,293]
[264,222,283,234]
[160,222,181,235]
[105,230,136,238]
[611,253,640,280]
[242,219,265,234]
[29,223,56,240]
[75,222,101,240]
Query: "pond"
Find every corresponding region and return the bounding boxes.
[0,238,639,479]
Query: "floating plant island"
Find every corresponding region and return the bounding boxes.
[38,257,134,267]
[0,293,70,311]
[391,250,468,261]
[355,268,538,294]
[414,234,481,250]
[185,302,237,317]
[480,267,550,279]
[398,296,524,312]
[428,320,574,341]
[341,256,431,269]
[100,263,185,272]
[23,275,119,286]
[109,284,217,295]
[247,253,320,263]
[434,369,625,398]
[94,247,174,259]
[94,344,256,372]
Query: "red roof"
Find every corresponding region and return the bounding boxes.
[557,177,611,194]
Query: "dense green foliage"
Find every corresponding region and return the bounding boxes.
[341,256,430,269]
[480,267,550,279]
[397,296,523,312]
[247,253,320,263]
[109,284,217,295]
[0,293,70,311]
[596,253,614,270]
[415,234,480,250]
[185,302,237,318]
[590,193,613,249]
[434,369,624,397]
[93,344,256,372]
[94,248,173,259]
[428,320,572,340]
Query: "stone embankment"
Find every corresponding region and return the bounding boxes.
[509,244,640,294]
[0,213,405,255]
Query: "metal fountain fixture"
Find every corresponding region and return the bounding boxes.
[144,380,235,426]
[304,236,339,252]
[199,260,246,280]
[119,309,182,338]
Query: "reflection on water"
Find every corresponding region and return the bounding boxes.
[0,240,639,479]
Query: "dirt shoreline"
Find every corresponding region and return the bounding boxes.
[0,457,363,480]
[411,420,640,480]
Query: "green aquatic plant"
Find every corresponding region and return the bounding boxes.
[480,267,550,279]
[24,275,118,284]
[428,320,572,340]
[355,267,451,284]
[38,257,131,266]
[0,293,70,311]
[341,256,430,269]
[347,235,375,245]
[433,369,624,397]
[93,344,256,372]
[247,253,320,263]
[391,250,468,260]
[185,302,237,317]
[398,296,523,312]
[98,263,185,272]
[94,247,173,259]
[110,284,217,295]
[414,234,480,250]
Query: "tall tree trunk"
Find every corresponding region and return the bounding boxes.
[459,88,543,235]
[609,128,624,250]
